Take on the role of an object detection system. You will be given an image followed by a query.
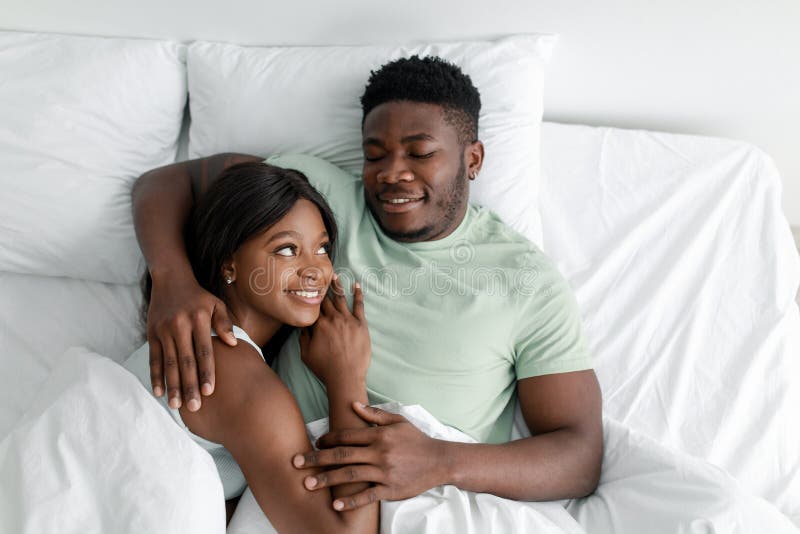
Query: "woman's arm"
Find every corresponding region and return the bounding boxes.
[132,153,261,410]
[179,339,378,534]
[297,280,375,510]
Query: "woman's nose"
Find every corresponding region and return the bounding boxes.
[298,265,321,282]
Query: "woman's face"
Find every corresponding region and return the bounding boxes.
[224,199,334,327]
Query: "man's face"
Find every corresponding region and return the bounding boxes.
[361,101,474,242]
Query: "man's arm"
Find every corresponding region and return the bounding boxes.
[132,153,262,410]
[292,369,602,507]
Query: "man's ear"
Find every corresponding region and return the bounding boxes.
[466,140,484,181]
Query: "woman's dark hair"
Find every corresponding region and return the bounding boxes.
[141,161,338,359]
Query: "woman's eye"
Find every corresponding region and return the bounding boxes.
[275,246,296,257]
[316,244,330,255]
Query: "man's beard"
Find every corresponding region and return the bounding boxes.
[371,157,468,243]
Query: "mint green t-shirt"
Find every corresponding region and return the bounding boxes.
[268,154,592,444]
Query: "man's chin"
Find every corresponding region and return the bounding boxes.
[380,222,434,243]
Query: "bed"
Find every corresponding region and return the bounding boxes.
[0,30,798,533]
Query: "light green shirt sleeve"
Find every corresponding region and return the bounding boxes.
[513,259,593,379]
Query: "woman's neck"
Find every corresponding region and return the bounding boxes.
[226,306,282,349]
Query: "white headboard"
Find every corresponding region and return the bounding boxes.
[4,0,799,225]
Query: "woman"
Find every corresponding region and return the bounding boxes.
[124,162,378,533]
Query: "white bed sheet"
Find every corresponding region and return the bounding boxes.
[0,272,143,438]
[229,403,798,534]
[0,347,224,534]
[540,122,800,522]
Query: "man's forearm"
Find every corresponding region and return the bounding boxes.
[131,164,194,280]
[132,154,262,281]
[439,427,602,501]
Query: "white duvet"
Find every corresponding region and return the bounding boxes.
[2,349,796,534]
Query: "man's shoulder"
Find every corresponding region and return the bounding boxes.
[265,154,359,185]
[468,204,548,265]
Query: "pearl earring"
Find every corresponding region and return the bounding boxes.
[226,277,233,285]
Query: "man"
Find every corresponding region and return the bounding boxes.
[133,56,602,510]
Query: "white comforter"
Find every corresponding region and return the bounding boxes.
[2,349,796,534]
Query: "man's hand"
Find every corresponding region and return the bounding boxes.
[292,403,448,511]
[147,273,237,411]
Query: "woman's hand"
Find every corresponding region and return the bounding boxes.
[299,275,370,387]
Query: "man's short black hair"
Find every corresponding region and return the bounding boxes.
[360,55,481,145]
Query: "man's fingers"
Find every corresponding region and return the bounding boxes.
[303,465,385,491]
[211,302,237,347]
[175,330,201,412]
[161,337,182,409]
[192,313,215,397]
[352,282,366,322]
[332,486,386,512]
[352,402,406,426]
[314,427,380,450]
[148,337,165,397]
[292,443,377,468]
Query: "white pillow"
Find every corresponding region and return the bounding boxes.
[0,31,187,284]
[187,34,555,245]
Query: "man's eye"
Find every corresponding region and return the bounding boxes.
[364,151,384,162]
[275,246,296,257]
[410,151,435,159]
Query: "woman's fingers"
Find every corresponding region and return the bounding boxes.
[321,295,336,317]
[302,465,385,491]
[329,273,348,314]
[352,282,366,322]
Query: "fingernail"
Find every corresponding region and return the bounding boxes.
[292,454,305,467]
[153,386,163,397]
[169,397,181,409]
[332,272,338,280]
[354,282,361,289]
[333,500,344,511]
[354,401,365,408]
[187,398,201,412]
[305,476,317,488]
[201,383,213,396]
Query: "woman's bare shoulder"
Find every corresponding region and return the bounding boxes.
[179,336,295,439]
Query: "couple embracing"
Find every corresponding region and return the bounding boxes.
[124,55,601,532]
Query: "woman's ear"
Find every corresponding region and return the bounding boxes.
[467,140,484,181]
[221,262,236,285]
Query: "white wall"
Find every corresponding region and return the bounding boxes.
[4,0,799,224]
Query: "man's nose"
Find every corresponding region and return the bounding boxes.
[376,154,414,183]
